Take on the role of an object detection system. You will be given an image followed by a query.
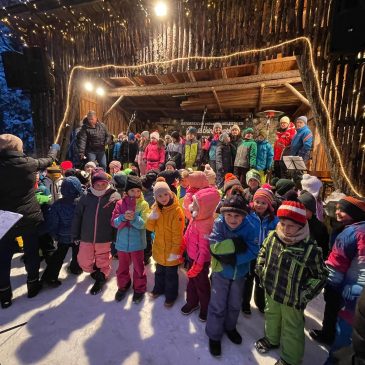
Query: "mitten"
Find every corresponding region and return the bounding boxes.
[231,237,247,253]
[342,284,363,301]
[187,262,203,278]
[148,209,159,220]
[50,143,60,151]
[166,253,181,262]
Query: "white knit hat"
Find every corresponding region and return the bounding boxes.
[280,116,290,125]
[150,131,160,140]
[301,174,322,198]
[153,177,171,197]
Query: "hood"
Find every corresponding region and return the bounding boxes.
[61,176,82,199]
[192,187,221,220]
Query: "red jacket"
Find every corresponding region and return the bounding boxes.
[273,122,296,160]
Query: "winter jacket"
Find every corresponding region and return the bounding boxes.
[209,214,260,280]
[308,215,330,259]
[146,194,185,266]
[248,212,279,246]
[144,141,165,171]
[39,176,63,204]
[112,195,150,252]
[183,186,221,265]
[176,185,187,207]
[182,139,201,169]
[136,140,149,175]
[256,139,274,171]
[234,139,257,168]
[290,125,313,161]
[229,136,243,162]
[273,123,296,161]
[71,187,120,243]
[113,141,122,160]
[77,120,110,154]
[0,149,56,236]
[256,230,328,309]
[120,140,139,164]
[216,141,232,173]
[166,142,183,169]
[208,134,220,161]
[243,186,259,204]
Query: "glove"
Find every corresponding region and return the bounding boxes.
[187,262,203,278]
[148,209,159,220]
[51,143,60,151]
[342,284,363,301]
[231,237,247,253]
[166,253,181,262]
[297,290,312,310]
[211,252,236,267]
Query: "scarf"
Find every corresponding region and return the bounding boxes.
[276,222,310,245]
[90,184,110,197]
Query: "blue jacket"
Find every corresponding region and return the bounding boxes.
[290,125,313,161]
[256,140,274,171]
[209,214,260,279]
[113,141,122,160]
[249,212,279,246]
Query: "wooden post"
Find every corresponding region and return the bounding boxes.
[284,83,311,107]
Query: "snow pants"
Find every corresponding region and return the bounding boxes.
[153,264,179,301]
[205,273,245,341]
[242,259,265,312]
[78,242,112,278]
[265,294,305,365]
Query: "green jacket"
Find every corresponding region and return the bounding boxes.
[234,139,257,169]
[256,231,328,309]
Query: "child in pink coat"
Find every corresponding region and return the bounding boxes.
[144,131,165,172]
[181,171,221,321]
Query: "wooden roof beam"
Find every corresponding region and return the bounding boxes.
[211,87,223,112]
[284,83,310,107]
[255,83,265,113]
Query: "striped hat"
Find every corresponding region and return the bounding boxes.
[338,196,365,222]
[277,201,307,226]
[253,188,275,212]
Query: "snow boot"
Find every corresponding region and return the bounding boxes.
[226,328,242,344]
[309,329,334,346]
[27,279,42,298]
[68,262,83,275]
[274,358,293,365]
[198,311,207,322]
[115,281,131,302]
[132,292,145,304]
[90,270,106,295]
[181,304,199,315]
[209,339,221,357]
[0,287,13,309]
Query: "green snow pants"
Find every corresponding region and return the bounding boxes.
[265,294,305,365]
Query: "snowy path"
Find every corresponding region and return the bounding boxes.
[0,254,329,365]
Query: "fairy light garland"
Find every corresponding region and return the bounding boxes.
[55,36,361,197]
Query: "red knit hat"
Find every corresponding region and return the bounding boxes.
[60,160,73,171]
[277,201,307,226]
[253,188,275,212]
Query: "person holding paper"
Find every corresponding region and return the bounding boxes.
[0,134,58,309]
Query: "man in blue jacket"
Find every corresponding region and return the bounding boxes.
[290,116,313,162]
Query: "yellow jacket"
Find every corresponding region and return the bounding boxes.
[146,194,185,266]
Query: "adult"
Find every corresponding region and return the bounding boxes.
[273,116,296,179]
[77,110,111,170]
[290,115,313,163]
[0,134,59,308]
[229,124,243,163]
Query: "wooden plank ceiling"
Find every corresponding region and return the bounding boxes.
[102,56,310,120]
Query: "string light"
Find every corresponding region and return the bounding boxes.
[55,36,362,197]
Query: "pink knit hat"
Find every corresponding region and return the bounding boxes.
[187,171,209,189]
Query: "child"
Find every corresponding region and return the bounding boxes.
[72,170,120,295]
[234,127,257,186]
[300,173,324,222]
[206,190,260,357]
[243,169,261,203]
[109,160,122,176]
[176,169,189,206]
[207,123,222,172]
[165,160,176,171]
[229,124,243,163]
[255,201,328,365]
[84,161,97,175]
[40,164,63,203]
[144,131,165,172]
[274,178,296,205]
[216,133,232,189]
[181,172,220,321]
[112,175,150,304]
[256,129,274,184]
[41,177,83,286]
[182,127,201,170]
[166,131,183,169]
[146,177,185,307]
[158,169,180,195]
[204,164,217,187]
[242,188,279,315]
[136,131,149,176]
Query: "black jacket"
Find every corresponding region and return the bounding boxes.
[216,141,233,173]
[0,149,56,236]
[308,216,330,259]
[77,120,110,154]
[120,140,139,164]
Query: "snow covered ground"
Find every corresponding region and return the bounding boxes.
[1,253,329,365]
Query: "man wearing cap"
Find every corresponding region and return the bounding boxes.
[0,134,59,308]
[290,116,313,163]
[77,110,111,170]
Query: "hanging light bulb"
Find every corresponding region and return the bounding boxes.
[84,81,93,91]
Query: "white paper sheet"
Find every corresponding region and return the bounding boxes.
[0,210,23,240]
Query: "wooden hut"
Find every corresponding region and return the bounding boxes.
[1,0,364,195]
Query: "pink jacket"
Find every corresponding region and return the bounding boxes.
[183,186,221,265]
[144,141,165,171]
[111,196,136,230]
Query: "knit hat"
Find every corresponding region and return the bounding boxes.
[126,175,142,192]
[187,171,209,189]
[204,164,216,185]
[221,192,249,216]
[219,132,230,142]
[187,127,197,135]
[150,131,160,140]
[60,176,82,199]
[85,161,97,169]
[280,116,290,126]
[75,170,90,185]
[153,176,172,197]
[64,168,77,177]
[246,169,261,185]
[128,132,135,141]
[158,170,180,192]
[275,178,295,196]
[141,169,159,190]
[109,160,122,170]
[253,188,275,212]
[91,170,109,186]
[338,196,365,222]
[300,174,322,198]
[164,134,171,140]
[277,201,307,226]
[223,173,242,193]
[165,160,176,169]
[298,190,317,214]
[296,116,308,124]
[213,122,222,130]
[231,124,241,133]
[257,129,267,139]
[284,189,299,202]
[261,183,273,190]
[47,165,61,174]
[0,134,23,152]
[60,160,73,171]
[113,172,128,191]
[243,127,254,136]
[141,131,150,139]
[171,131,180,140]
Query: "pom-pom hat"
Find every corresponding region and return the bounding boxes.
[277,201,307,226]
